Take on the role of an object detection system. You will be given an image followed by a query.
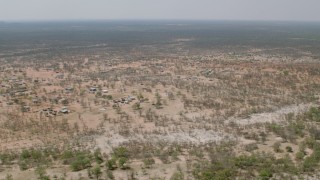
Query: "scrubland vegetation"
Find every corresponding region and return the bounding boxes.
[0,21,320,179]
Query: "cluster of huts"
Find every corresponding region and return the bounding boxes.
[40,106,70,117]
[113,96,136,104]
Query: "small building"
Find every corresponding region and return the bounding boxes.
[32,97,41,105]
[60,107,69,114]
[89,87,97,93]
[65,87,74,93]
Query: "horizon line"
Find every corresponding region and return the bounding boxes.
[1,18,320,23]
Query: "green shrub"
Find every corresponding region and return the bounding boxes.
[18,149,50,170]
[295,151,305,161]
[302,156,318,172]
[259,169,273,179]
[274,155,297,174]
[143,158,155,168]
[302,143,320,172]
[90,165,102,180]
[21,150,31,160]
[113,147,129,159]
[288,120,305,137]
[235,155,257,168]
[0,153,17,165]
[309,127,320,140]
[106,170,114,180]
[103,95,113,100]
[94,149,103,164]
[306,107,320,122]
[61,150,74,159]
[19,160,29,171]
[71,154,91,171]
[35,166,50,180]
[305,137,316,149]
[192,160,235,180]
[170,171,184,180]
[286,146,293,153]
[106,158,117,170]
[244,143,258,152]
[118,157,128,169]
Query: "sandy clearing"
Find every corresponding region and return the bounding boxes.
[227,103,316,125]
[95,129,232,153]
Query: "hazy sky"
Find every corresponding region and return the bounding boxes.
[1,0,320,21]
